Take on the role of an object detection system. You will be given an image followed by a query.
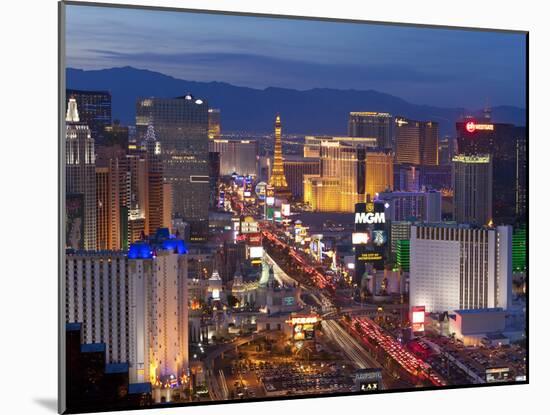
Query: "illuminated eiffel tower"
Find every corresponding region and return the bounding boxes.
[268,114,291,199]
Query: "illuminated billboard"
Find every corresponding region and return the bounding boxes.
[281,203,291,216]
[411,306,426,333]
[246,233,262,246]
[465,121,495,132]
[352,232,370,245]
[372,230,387,247]
[356,252,383,262]
[249,246,264,259]
[289,316,318,341]
[355,368,383,392]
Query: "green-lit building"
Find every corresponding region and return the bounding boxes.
[512,227,526,272]
[396,239,410,272]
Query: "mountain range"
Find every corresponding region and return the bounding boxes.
[66,66,526,137]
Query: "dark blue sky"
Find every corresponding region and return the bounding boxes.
[66,4,526,109]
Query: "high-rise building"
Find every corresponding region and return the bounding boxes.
[378,190,441,222]
[144,125,164,236]
[67,89,112,146]
[395,117,438,166]
[207,108,221,140]
[208,139,258,176]
[315,141,367,212]
[127,147,149,240]
[268,115,291,199]
[512,226,526,273]
[136,94,210,241]
[438,136,453,166]
[365,151,394,199]
[516,137,527,222]
[395,239,410,272]
[66,98,97,250]
[452,154,493,225]
[95,128,128,250]
[283,156,320,201]
[348,112,393,149]
[390,221,414,257]
[96,166,121,251]
[65,236,189,384]
[456,119,526,223]
[303,176,342,212]
[410,224,512,313]
[303,140,392,212]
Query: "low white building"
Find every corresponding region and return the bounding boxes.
[449,308,507,346]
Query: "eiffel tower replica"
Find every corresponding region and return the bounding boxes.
[268,114,292,200]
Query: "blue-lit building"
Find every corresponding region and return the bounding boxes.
[65,230,189,393]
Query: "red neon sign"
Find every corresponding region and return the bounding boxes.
[465,121,494,133]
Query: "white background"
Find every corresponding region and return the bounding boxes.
[0,0,546,414]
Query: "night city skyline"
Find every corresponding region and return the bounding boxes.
[60,2,527,413]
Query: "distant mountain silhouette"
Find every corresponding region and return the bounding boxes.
[66,66,526,136]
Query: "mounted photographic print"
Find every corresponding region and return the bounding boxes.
[58,1,528,413]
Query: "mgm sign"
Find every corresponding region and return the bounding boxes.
[355,202,386,225]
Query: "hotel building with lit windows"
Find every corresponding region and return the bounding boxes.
[456,119,526,224]
[410,224,512,314]
[303,138,393,212]
[64,237,189,385]
[452,154,493,226]
[136,94,209,241]
[348,111,394,149]
[395,117,439,166]
[66,98,97,251]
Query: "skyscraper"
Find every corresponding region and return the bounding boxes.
[124,144,149,245]
[65,236,189,384]
[516,136,527,222]
[144,125,164,236]
[303,140,393,213]
[452,154,493,225]
[317,141,367,212]
[95,126,129,250]
[268,115,291,199]
[66,98,97,250]
[410,224,512,313]
[136,94,210,241]
[348,112,393,149]
[66,89,112,146]
[395,117,439,166]
[96,165,121,251]
[456,119,526,223]
[365,151,394,199]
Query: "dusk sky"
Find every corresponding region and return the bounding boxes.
[66,4,526,109]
